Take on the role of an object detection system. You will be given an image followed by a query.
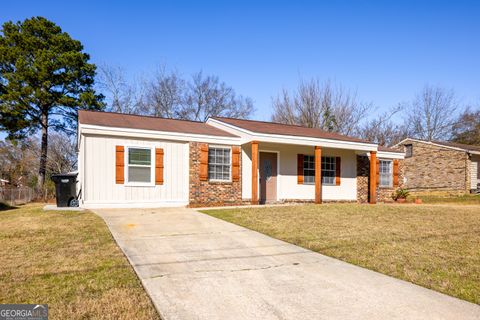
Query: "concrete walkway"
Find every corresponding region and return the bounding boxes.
[94,207,480,320]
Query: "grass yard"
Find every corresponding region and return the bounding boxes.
[0,203,159,319]
[202,203,480,304]
[409,193,480,205]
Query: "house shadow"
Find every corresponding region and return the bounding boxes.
[0,202,18,212]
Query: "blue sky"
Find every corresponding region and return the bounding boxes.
[1,0,479,124]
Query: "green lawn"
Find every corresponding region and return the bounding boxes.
[0,204,159,319]
[202,203,480,304]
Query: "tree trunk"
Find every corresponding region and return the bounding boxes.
[38,113,48,194]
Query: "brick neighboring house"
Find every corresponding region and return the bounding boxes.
[395,138,480,194]
[77,110,405,208]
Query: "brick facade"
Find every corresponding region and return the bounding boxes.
[398,140,470,193]
[356,155,405,203]
[188,142,242,207]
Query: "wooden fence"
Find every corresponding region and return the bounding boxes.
[0,187,34,206]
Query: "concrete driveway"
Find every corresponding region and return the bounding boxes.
[94,207,480,320]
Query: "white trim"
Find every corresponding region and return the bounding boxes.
[208,145,233,182]
[124,146,155,187]
[207,118,378,151]
[259,149,281,202]
[378,159,393,188]
[82,200,188,209]
[377,151,405,159]
[79,123,242,145]
[394,138,480,155]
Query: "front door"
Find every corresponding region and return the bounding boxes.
[259,152,278,203]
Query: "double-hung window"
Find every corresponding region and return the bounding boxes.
[303,155,315,184]
[303,156,336,185]
[127,147,152,184]
[379,159,393,187]
[321,156,336,185]
[208,147,231,181]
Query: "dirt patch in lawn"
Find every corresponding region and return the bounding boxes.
[202,203,480,304]
[0,203,159,319]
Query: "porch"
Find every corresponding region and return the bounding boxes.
[241,141,379,205]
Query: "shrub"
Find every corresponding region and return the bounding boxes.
[392,188,410,201]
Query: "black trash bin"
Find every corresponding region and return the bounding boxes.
[51,173,78,207]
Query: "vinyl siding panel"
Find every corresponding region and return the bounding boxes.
[81,134,189,207]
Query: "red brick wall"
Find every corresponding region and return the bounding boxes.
[188,142,242,207]
[356,155,405,203]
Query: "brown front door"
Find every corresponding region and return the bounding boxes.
[259,152,277,204]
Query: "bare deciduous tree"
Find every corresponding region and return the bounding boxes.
[0,138,38,187]
[46,133,77,174]
[271,79,371,134]
[143,66,185,118]
[359,105,408,146]
[183,71,253,122]
[97,65,144,114]
[404,85,458,141]
[450,106,480,145]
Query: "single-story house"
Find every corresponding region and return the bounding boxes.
[77,110,404,208]
[394,138,480,194]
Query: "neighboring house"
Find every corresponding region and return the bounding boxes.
[395,138,480,194]
[77,110,404,208]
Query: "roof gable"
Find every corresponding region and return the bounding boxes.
[396,138,480,153]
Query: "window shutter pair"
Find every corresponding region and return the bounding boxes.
[115,146,164,185]
[199,144,240,182]
[375,159,399,188]
[296,154,341,185]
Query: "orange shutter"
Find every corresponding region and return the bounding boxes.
[232,146,240,182]
[393,159,399,187]
[155,148,164,185]
[199,143,209,181]
[115,146,124,184]
[297,154,304,184]
[335,157,341,186]
[376,159,380,186]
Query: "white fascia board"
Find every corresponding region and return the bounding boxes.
[207,118,377,151]
[78,124,242,145]
[377,151,405,159]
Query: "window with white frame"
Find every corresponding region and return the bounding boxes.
[303,156,336,185]
[208,147,231,181]
[127,147,152,183]
[322,156,336,185]
[303,155,315,184]
[379,159,393,187]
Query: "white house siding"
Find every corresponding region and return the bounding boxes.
[471,155,480,190]
[80,134,189,208]
[242,142,358,201]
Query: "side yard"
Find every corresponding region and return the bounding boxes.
[409,193,480,205]
[202,203,480,304]
[0,204,159,319]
